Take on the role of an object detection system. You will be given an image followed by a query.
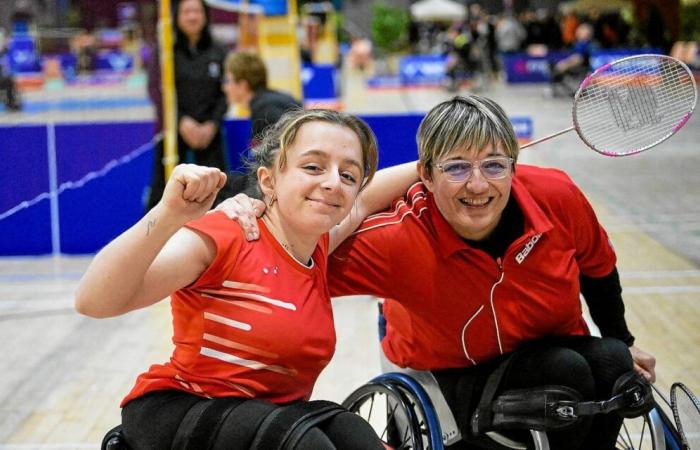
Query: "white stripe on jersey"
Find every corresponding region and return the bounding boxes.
[200,347,297,376]
[201,293,273,314]
[223,280,271,293]
[204,312,252,331]
[203,333,278,358]
[198,287,297,311]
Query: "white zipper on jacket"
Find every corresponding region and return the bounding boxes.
[461,304,485,365]
[491,257,506,354]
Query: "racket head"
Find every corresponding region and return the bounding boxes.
[572,54,697,157]
[670,382,700,449]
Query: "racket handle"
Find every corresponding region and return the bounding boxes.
[521,126,575,149]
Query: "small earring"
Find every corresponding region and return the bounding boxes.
[268,193,277,207]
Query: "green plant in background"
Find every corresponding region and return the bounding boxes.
[335,12,350,44]
[371,2,410,55]
[680,1,700,41]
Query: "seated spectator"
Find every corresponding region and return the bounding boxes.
[223,51,302,145]
[671,41,699,70]
[0,31,21,112]
[550,23,594,97]
[347,37,373,72]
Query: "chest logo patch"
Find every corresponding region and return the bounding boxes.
[209,62,220,78]
[262,265,279,275]
[515,233,542,264]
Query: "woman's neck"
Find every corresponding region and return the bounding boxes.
[187,33,201,49]
[262,211,320,265]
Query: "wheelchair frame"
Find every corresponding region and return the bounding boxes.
[342,370,683,450]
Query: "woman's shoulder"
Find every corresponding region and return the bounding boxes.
[185,211,247,250]
[515,164,579,192]
[514,164,587,209]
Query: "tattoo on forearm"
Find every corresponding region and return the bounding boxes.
[146,217,157,236]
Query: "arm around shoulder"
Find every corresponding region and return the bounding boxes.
[330,161,419,252]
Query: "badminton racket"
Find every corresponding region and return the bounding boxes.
[521,54,697,156]
[671,382,700,450]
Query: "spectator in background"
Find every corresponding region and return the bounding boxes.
[643,4,671,54]
[223,50,301,146]
[71,29,97,74]
[495,12,526,55]
[0,29,21,111]
[347,36,373,72]
[559,5,580,47]
[222,50,302,197]
[550,23,594,97]
[146,0,233,211]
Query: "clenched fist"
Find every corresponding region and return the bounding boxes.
[160,164,227,223]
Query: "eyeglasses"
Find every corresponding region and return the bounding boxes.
[434,156,514,183]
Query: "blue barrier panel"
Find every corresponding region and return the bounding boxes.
[302,64,337,100]
[0,114,533,256]
[223,118,252,172]
[0,125,52,255]
[55,122,154,254]
[360,114,424,168]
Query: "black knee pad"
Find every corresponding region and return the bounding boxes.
[250,400,346,450]
[611,370,654,418]
[488,385,584,432]
[101,425,131,450]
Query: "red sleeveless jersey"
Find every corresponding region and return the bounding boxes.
[122,212,335,406]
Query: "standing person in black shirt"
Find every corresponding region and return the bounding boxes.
[146,0,233,211]
[223,51,302,146]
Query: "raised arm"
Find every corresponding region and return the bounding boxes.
[75,165,227,318]
[329,161,418,252]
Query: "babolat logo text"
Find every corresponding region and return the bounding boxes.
[515,233,542,264]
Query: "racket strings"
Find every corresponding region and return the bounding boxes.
[574,57,696,155]
[671,383,700,449]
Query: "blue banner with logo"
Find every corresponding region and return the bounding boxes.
[7,34,42,74]
[93,50,134,72]
[206,0,287,15]
[502,48,662,83]
[399,54,447,86]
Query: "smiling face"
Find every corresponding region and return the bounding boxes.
[419,142,513,241]
[262,121,365,236]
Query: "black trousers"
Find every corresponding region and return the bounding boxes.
[121,390,385,450]
[146,132,234,212]
[0,73,20,110]
[433,336,633,450]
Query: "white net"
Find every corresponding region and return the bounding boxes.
[573,55,697,156]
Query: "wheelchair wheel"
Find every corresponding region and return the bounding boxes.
[617,403,683,450]
[342,380,438,450]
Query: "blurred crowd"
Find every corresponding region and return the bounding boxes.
[408,3,680,91]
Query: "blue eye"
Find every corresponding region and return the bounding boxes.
[443,162,472,175]
[481,160,508,176]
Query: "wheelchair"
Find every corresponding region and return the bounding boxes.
[342,368,686,450]
[341,306,688,450]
